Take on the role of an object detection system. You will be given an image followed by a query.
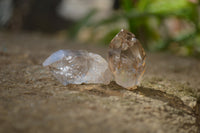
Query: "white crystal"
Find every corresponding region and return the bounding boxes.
[43,50,113,85]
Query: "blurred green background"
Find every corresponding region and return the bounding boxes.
[71,0,200,57]
[1,0,200,57]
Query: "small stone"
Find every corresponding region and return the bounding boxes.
[108,29,146,89]
[43,50,113,85]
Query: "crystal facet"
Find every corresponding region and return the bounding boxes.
[43,50,113,85]
[108,29,146,89]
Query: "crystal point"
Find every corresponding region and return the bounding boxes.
[43,50,113,85]
[108,29,146,89]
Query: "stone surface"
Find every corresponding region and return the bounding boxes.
[0,32,199,133]
[43,49,112,85]
[108,29,146,89]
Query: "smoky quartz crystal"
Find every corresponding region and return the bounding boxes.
[108,29,146,89]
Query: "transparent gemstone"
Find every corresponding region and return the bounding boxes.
[108,29,146,89]
[43,50,113,85]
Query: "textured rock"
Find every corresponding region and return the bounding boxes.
[1,32,199,133]
[108,29,146,89]
[43,50,112,85]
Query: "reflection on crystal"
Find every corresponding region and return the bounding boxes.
[43,50,113,85]
[108,29,146,89]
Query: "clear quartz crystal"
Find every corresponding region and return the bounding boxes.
[43,50,113,85]
[108,29,146,89]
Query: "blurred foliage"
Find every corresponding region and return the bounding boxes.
[69,9,97,39]
[70,0,200,57]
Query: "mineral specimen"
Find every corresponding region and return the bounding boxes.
[43,50,113,85]
[108,29,146,89]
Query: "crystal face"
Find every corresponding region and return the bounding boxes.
[108,29,146,89]
[43,50,113,85]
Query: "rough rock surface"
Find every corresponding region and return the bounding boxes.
[0,32,199,133]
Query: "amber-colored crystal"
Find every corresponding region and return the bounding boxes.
[108,29,146,89]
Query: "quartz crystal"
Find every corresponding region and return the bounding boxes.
[108,29,146,89]
[43,50,113,85]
